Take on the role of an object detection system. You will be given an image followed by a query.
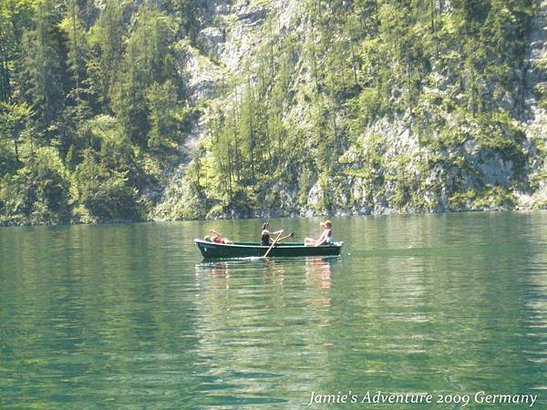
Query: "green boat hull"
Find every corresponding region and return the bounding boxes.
[194,239,343,259]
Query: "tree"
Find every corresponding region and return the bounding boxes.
[0,0,35,103]
[19,0,65,141]
[1,146,70,224]
[0,101,31,162]
[166,0,200,42]
[74,150,140,221]
[146,80,179,151]
[111,7,177,146]
[59,0,89,105]
[88,0,125,108]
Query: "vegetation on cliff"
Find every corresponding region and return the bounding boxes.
[0,0,545,224]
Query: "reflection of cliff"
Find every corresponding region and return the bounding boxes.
[526,212,547,346]
[191,258,335,405]
[1,223,208,407]
[336,212,547,396]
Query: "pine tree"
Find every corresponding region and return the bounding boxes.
[20,0,65,141]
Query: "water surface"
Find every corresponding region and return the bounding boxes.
[1,213,546,408]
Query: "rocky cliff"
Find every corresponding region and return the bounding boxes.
[523,0,547,208]
[156,0,547,219]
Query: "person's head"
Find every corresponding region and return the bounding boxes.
[323,220,332,228]
[262,222,269,230]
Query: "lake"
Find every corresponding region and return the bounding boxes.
[1,212,546,408]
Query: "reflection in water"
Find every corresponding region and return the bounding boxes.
[305,257,333,309]
[1,213,546,408]
[196,261,231,289]
[192,256,339,406]
[305,257,333,289]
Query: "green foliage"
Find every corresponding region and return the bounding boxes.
[190,0,538,217]
[87,0,125,108]
[165,0,200,42]
[146,80,180,151]
[0,0,36,103]
[73,151,140,222]
[20,0,65,140]
[0,146,70,224]
[111,7,179,146]
[449,185,516,211]
[0,0,194,224]
[0,101,31,163]
[0,0,542,224]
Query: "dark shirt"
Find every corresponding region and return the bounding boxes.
[261,231,270,246]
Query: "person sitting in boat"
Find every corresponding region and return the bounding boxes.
[260,222,283,246]
[305,220,333,247]
[205,229,233,244]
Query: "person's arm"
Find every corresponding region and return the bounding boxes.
[314,230,327,246]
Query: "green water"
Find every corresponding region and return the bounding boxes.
[1,213,546,409]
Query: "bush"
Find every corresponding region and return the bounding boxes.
[74,151,142,222]
[0,147,70,224]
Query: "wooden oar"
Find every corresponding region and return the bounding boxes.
[277,232,294,243]
[264,231,283,258]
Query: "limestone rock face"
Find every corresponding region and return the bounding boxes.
[522,0,547,208]
[157,0,547,218]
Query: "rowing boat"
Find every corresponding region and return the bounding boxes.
[194,239,343,258]
[194,239,343,259]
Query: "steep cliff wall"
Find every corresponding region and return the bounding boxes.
[156,0,547,219]
[522,0,547,208]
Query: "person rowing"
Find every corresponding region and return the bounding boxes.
[260,222,283,246]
